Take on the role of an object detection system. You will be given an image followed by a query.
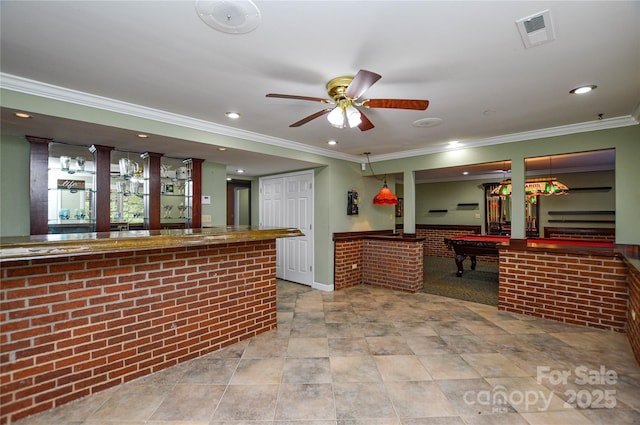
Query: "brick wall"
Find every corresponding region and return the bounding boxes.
[334,239,364,290]
[333,231,424,293]
[0,240,277,424]
[414,225,481,257]
[627,260,640,365]
[498,248,628,331]
[362,239,424,293]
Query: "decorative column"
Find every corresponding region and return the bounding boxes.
[403,170,416,236]
[141,152,163,230]
[26,136,52,235]
[90,144,114,232]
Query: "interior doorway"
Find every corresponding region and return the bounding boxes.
[227,180,251,226]
[259,170,314,286]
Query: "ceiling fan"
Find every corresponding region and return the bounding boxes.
[266,69,429,131]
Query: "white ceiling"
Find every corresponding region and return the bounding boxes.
[1,1,639,178]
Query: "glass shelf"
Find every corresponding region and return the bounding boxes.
[161,157,193,224]
[47,143,96,231]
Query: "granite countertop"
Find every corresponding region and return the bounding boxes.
[0,226,304,262]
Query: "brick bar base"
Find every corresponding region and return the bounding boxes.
[0,240,277,424]
[363,238,424,292]
[333,231,424,292]
[498,248,628,331]
[627,258,640,366]
[334,239,364,290]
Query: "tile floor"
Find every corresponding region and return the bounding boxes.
[16,281,640,425]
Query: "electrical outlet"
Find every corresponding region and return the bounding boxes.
[352,264,358,269]
[475,213,481,219]
[202,214,212,222]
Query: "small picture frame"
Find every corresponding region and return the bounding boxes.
[396,198,404,217]
[165,184,174,194]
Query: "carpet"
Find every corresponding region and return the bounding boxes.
[423,255,499,306]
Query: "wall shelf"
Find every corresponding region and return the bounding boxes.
[456,203,479,210]
[428,209,448,213]
[548,210,615,216]
[569,186,612,192]
[548,219,616,223]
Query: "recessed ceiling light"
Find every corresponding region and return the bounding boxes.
[225,112,241,119]
[137,134,149,138]
[462,171,469,175]
[226,177,232,181]
[15,112,31,119]
[570,85,597,94]
[448,140,461,147]
[236,169,245,173]
[328,140,338,145]
[217,147,228,151]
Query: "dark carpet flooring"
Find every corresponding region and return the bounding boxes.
[423,255,499,306]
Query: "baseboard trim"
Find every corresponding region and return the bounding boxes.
[312,282,333,292]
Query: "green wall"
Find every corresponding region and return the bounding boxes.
[412,170,615,236]
[373,125,640,244]
[1,88,639,289]
[0,135,30,236]
[201,161,227,226]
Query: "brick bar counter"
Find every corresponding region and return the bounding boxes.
[0,226,303,424]
[334,231,424,292]
[498,239,628,332]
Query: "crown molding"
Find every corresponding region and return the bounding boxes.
[2,73,637,166]
[0,73,356,162]
[371,115,638,162]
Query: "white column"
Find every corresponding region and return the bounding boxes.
[510,156,526,239]
[403,170,416,234]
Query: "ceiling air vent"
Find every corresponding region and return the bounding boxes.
[516,9,555,49]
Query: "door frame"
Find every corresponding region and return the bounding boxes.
[259,169,314,287]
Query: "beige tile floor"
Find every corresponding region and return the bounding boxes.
[16,281,640,425]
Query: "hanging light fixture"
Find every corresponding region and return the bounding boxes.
[542,156,569,196]
[364,153,398,205]
[490,158,568,197]
[490,177,569,197]
[373,179,399,205]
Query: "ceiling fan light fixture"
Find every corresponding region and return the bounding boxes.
[327,106,346,128]
[345,105,362,128]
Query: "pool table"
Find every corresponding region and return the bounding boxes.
[443,234,508,277]
[443,235,615,277]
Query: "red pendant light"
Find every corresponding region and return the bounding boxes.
[363,152,399,205]
[373,180,398,205]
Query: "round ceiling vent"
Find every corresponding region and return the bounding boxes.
[412,117,443,128]
[195,0,261,34]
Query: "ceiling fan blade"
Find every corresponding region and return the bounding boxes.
[363,99,429,110]
[290,108,333,127]
[266,93,331,103]
[358,110,375,131]
[344,69,382,100]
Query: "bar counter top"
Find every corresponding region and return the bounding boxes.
[0,226,304,262]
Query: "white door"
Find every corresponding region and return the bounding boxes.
[260,177,284,278]
[260,170,314,286]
